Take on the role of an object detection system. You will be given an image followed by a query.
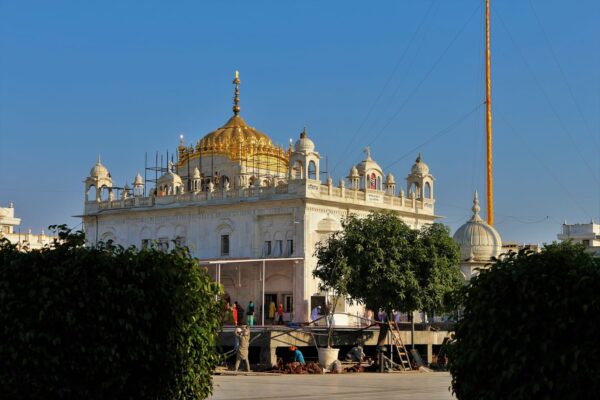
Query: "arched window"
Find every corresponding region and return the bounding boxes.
[308,161,317,180]
[221,176,230,188]
[424,182,432,199]
[249,176,256,187]
[100,186,110,201]
[294,161,303,180]
[369,173,377,189]
[86,185,96,201]
[377,176,382,191]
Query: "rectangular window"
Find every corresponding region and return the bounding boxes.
[221,235,230,256]
[286,239,294,256]
[141,239,150,249]
[263,241,272,257]
[583,239,590,247]
[274,240,283,257]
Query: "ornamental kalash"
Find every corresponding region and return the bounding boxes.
[81,72,437,324]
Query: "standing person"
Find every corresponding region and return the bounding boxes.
[237,302,245,325]
[277,303,284,325]
[365,309,374,326]
[288,346,305,365]
[268,300,276,324]
[311,305,321,325]
[247,301,255,327]
[234,325,251,372]
[232,302,239,326]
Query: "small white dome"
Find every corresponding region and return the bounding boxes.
[356,147,383,176]
[294,128,315,153]
[157,171,183,186]
[385,172,395,184]
[410,153,429,176]
[453,192,502,262]
[157,162,183,186]
[90,157,109,178]
[193,167,201,179]
[348,165,359,178]
[133,173,143,186]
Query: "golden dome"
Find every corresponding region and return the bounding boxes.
[177,71,289,172]
[198,114,273,148]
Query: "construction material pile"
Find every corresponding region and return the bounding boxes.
[272,361,323,374]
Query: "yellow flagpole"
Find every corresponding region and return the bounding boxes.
[485,0,494,226]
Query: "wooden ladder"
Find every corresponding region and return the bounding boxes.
[389,322,412,371]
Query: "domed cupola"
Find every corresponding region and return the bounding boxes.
[90,158,110,178]
[355,147,384,190]
[453,191,502,277]
[385,172,396,195]
[406,153,434,200]
[156,161,184,196]
[294,127,315,153]
[410,153,430,175]
[85,156,114,202]
[289,127,321,181]
[132,172,144,197]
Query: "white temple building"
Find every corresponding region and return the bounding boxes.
[80,73,438,324]
[0,201,57,250]
[453,191,502,280]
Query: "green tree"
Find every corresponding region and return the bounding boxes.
[449,242,600,399]
[0,225,223,400]
[314,212,462,346]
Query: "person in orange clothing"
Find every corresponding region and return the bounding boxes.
[277,303,284,325]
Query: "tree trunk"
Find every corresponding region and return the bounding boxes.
[376,320,390,347]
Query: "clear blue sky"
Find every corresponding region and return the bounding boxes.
[1,0,598,245]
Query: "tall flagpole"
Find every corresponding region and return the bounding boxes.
[485,0,494,226]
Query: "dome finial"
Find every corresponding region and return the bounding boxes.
[300,127,307,139]
[364,146,371,160]
[471,191,482,221]
[416,152,421,162]
[232,70,241,116]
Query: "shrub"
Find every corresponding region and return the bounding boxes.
[449,242,600,400]
[0,226,223,399]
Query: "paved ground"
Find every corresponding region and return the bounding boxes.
[210,372,455,400]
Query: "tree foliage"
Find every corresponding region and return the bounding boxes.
[313,212,462,343]
[449,242,600,400]
[0,226,223,400]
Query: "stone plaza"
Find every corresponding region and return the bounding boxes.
[210,372,454,399]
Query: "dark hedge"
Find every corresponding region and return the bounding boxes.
[0,227,223,399]
[449,242,600,400]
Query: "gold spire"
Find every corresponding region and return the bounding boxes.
[485,0,494,226]
[233,70,241,116]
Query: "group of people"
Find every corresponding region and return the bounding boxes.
[225,299,287,326]
[267,301,285,325]
[225,300,255,326]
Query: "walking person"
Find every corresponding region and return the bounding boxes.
[247,301,255,327]
[277,303,284,325]
[234,325,251,372]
